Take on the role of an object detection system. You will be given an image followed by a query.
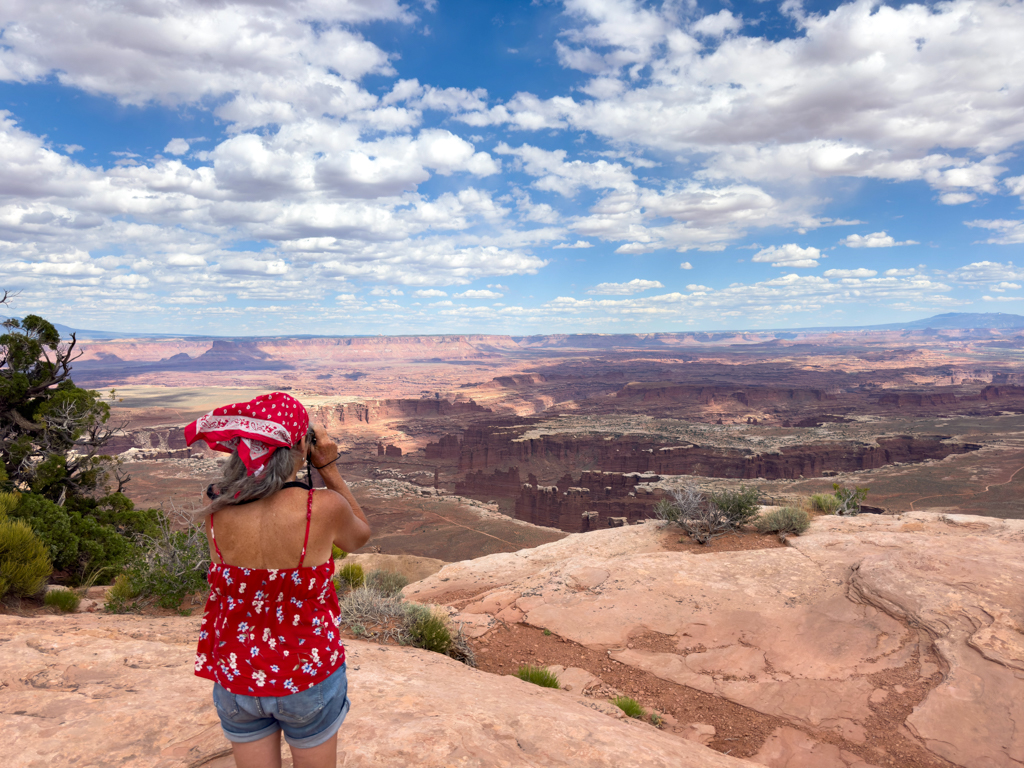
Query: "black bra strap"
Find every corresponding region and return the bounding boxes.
[206,479,313,505]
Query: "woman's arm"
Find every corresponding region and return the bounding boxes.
[310,426,372,552]
[320,464,372,552]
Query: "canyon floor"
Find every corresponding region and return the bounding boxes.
[6,328,1024,766]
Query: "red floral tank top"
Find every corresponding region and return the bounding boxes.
[194,488,346,696]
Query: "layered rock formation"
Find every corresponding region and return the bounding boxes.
[513,471,663,532]
[407,512,1024,768]
[98,425,191,458]
[428,425,980,533]
[614,382,839,406]
[311,397,489,428]
[457,468,663,532]
[432,427,977,481]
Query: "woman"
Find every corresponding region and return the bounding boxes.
[185,392,371,768]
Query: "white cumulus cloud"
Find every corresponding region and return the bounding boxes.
[495,142,635,197]
[965,220,1024,245]
[588,278,664,295]
[164,138,190,155]
[823,268,878,278]
[940,192,977,205]
[690,10,743,38]
[841,232,919,248]
[752,244,823,268]
[948,261,1024,284]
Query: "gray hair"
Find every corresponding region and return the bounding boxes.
[205,442,305,515]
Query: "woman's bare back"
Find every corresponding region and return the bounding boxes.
[206,486,349,569]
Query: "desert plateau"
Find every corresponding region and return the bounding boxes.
[3,322,1024,767]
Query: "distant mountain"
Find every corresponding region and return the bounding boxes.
[6,311,1024,341]
[1,316,202,340]
[863,312,1024,331]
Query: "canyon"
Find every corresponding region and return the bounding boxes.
[77,325,1024,534]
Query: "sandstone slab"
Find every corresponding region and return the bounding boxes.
[404,522,675,601]
[0,613,756,768]
[681,723,717,747]
[545,664,602,694]
[750,727,879,768]
[409,512,1024,767]
[805,516,1024,768]
[339,552,446,583]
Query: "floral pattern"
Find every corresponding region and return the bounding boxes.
[195,558,345,696]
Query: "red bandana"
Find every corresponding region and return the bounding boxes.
[184,392,310,476]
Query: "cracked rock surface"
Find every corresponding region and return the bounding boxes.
[407,513,1024,768]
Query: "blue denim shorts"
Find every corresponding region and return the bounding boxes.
[212,663,350,749]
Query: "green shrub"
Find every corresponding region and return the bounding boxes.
[516,665,560,689]
[338,586,407,639]
[337,586,474,665]
[68,511,132,584]
[106,510,208,612]
[332,545,347,559]
[404,603,452,654]
[107,573,140,606]
[832,483,869,515]
[338,562,365,589]
[612,695,646,719]
[82,494,162,539]
[9,493,78,571]
[365,569,408,597]
[650,498,680,523]
[8,493,148,584]
[0,491,19,518]
[810,493,842,514]
[0,517,52,600]
[43,588,80,613]
[755,507,811,538]
[651,486,731,545]
[710,486,761,528]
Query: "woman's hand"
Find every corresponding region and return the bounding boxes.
[309,425,339,469]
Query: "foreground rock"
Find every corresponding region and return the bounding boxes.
[0,613,754,768]
[340,552,447,583]
[407,512,1024,768]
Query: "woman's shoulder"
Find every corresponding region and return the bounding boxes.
[312,487,349,515]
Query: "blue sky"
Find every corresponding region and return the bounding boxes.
[1,0,1024,335]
